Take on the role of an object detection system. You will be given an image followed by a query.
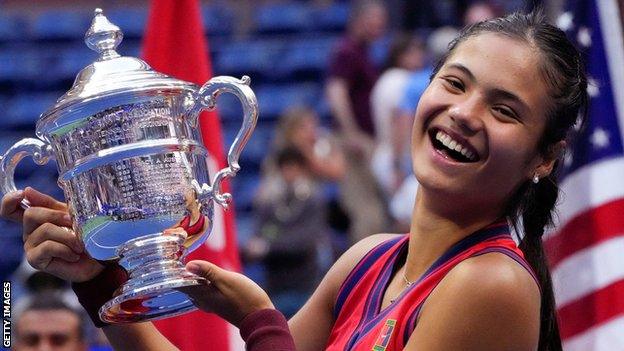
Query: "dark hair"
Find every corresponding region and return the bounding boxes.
[276,146,307,169]
[15,292,86,340]
[382,34,425,71]
[431,10,588,351]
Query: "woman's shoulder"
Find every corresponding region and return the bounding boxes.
[321,233,405,302]
[407,251,541,350]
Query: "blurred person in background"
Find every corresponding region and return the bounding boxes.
[370,34,427,198]
[245,147,330,318]
[389,26,460,231]
[255,105,347,249]
[463,1,499,25]
[325,0,390,243]
[13,292,88,351]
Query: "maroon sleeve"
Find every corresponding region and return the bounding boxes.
[71,264,128,328]
[328,42,358,82]
[239,309,296,351]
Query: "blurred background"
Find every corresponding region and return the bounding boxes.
[0,0,622,350]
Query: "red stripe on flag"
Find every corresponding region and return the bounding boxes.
[545,199,624,268]
[558,279,624,340]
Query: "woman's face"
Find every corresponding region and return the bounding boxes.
[411,33,553,210]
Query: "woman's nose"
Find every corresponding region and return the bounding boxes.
[448,98,484,134]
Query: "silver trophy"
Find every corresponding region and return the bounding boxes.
[0,9,258,323]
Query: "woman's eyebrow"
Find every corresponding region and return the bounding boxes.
[446,63,476,82]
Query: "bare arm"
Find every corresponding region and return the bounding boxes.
[406,253,541,351]
[103,324,178,351]
[288,233,400,351]
[326,77,359,135]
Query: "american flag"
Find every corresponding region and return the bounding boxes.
[544,0,624,349]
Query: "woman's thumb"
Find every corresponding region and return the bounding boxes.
[186,260,223,284]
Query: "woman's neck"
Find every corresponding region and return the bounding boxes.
[404,188,503,282]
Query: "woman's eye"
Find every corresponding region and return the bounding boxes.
[493,106,519,120]
[442,78,464,91]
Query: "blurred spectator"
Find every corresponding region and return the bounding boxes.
[246,147,330,317]
[463,1,499,25]
[325,0,390,243]
[326,0,387,146]
[370,34,427,196]
[388,26,460,229]
[268,106,345,183]
[13,292,88,351]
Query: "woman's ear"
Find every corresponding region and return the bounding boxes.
[533,140,566,179]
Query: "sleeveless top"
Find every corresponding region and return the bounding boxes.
[325,220,538,351]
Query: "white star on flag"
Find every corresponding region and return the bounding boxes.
[557,12,574,31]
[587,77,600,97]
[589,127,610,149]
[577,26,592,47]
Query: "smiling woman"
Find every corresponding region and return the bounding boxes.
[4,8,588,351]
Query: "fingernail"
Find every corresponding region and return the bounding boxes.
[13,190,23,198]
[63,214,72,223]
[186,262,200,273]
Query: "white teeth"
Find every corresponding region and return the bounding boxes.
[434,130,477,161]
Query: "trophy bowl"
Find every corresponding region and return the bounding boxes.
[0,9,258,323]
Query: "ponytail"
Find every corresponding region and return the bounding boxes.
[510,170,562,351]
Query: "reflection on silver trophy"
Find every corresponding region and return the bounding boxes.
[0,9,258,323]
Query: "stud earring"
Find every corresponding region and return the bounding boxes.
[532,174,540,184]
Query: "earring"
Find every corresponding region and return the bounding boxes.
[532,174,540,184]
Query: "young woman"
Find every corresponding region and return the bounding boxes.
[2,10,587,351]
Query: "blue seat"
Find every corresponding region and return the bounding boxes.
[278,36,337,79]
[213,39,285,80]
[106,8,147,38]
[231,174,261,212]
[4,92,61,128]
[311,2,350,32]
[31,10,90,40]
[202,4,234,36]
[0,49,43,82]
[223,122,274,167]
[255,3,313,34]
[254,83,322,120]
[0,13,27,41]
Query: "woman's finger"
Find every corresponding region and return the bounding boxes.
[0,190,25,222]
[23,187,68,211]
[26,240,81,271]
[25,223,83,254]
[23,207,71,243]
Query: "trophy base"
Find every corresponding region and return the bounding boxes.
[99,232,206,323]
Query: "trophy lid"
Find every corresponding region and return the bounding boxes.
[39,8,196,130]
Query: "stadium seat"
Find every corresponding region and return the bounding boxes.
[254,2,313,34]
[213,39,285,81]
[278,36,337,80]
[4,92,62,128]
[311,2,350,32]
[254,83,322,120]
[106,8,148,38]
[0,13,27,41]
[202,4,235,36]
[31,10,90,40]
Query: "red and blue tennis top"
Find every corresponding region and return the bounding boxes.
[325,220,538,351]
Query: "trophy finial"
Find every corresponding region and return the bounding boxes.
[85,8,123,61]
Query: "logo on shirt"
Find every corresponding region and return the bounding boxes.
[372,319,396,351]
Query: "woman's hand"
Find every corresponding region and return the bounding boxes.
[180,260,274,327]
[3,187,105,282]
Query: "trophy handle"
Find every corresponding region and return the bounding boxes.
[0,138,55,209]
[193,75,258,209]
